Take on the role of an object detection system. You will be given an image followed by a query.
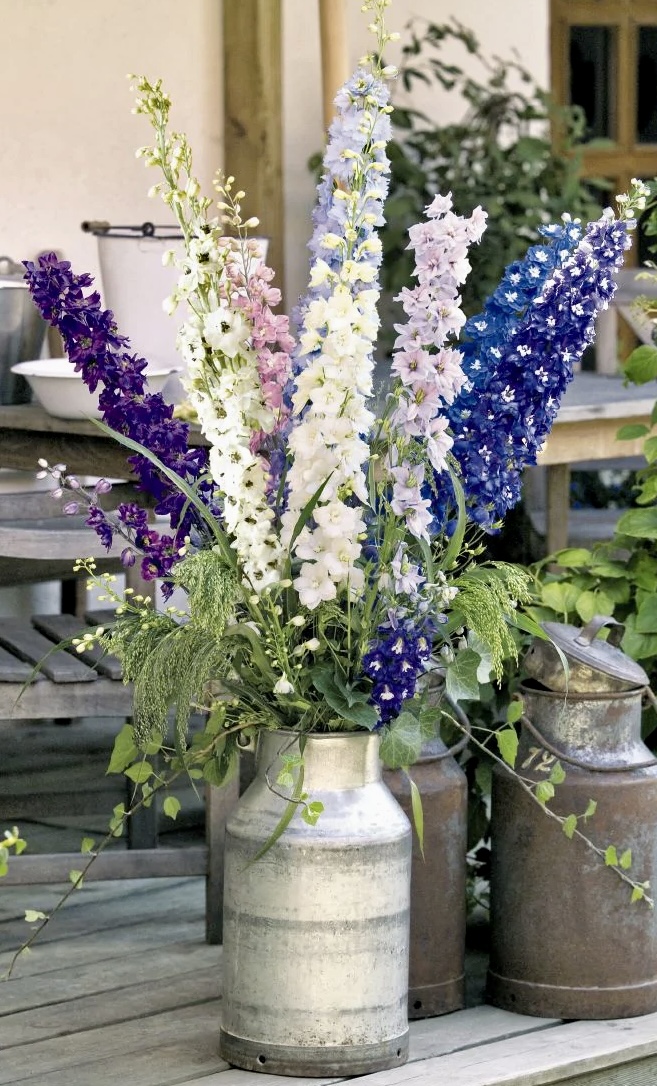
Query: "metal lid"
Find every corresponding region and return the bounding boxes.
[541,616,649,687]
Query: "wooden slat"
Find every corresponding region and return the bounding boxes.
[0,939,219,1017]
[31,614,123,680]
[0,643,43,683]
[0,967,220,1048]
[0,677,132,721]
[1,847,208,885]
[0,620,96,683]
[0,999,224,1085]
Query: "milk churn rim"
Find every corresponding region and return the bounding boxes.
[541,616,649,687]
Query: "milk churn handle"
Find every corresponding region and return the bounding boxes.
[574,615,624,648]
[519,697,657,772]
[415,695,471,763]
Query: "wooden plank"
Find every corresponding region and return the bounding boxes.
[7,1034,228,1086]
[0,999,224,1084]
[223,0,284,295]
[0,917,205,981]
[343,1012,657,1086]
[0,620,96,683]
[0,677,133,721]
[0,967,220,1048]
[0,939,219,1017]
[2,847,207,885]
[0,643,42,683]
[31,614,124,680]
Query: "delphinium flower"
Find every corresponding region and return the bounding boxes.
[23,252,209,583]
[281,0,398,609]
[379,194,487,547]
[439,183,649,530]
[133,77,294,591]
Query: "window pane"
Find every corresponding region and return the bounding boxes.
[569,26,614,141]
[637,27,657,143]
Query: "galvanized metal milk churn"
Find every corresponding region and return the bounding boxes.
[384,680,468,1019]
[488,616,657,1019]
[220,730,412,1076]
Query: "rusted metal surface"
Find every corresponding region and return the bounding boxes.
[488,676,657,1019]
[384,741,467,1019]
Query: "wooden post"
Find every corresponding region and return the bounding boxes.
[223,1,284,293]
[319,0,349,131]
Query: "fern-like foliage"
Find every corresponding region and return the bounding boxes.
[452,561,532,679]
[173,549,239,636]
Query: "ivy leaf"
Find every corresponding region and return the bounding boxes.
[163,796,181,821]
[605,845,619,867]
[69,870,84,887]
[445,648,481,703]
[497,728,518,768]
[81,837,95,854]
[616,507,657,540]
[25,909,47,923]
[549,761,566,785]
[124,762,154,784]
[107,724,138,775]
[379,711,424,769]
[301,801,324,826]
[623,344,657,384]
[562,814,578,839]
[535,780,555,805]
[584,799,597,820]
[620,849,633,870]
[631,886,645,904]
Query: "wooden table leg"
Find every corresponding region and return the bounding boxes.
[205,775,239,945]
[546,463,571,555]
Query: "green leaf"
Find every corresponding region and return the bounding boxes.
[81,837,95,854]
[310,667,379,729]
[620,849,633,870]
[301,800,324,826]
[604,845,619,866]
[249,765,306,863]
[107,724,139,775]
[562,814,578,839]
[540,581,581,615]
[584,799,597,819]
[637,595,657,634]
[497,728,518,768]
[631,885,645,903]
[549,761,566,785]
[69,869,84,887]
[553,548,592,568]
[406,771,425,859]
[535,780,555,805]
[575,589,614,623]
[442,465,467,570]
[379,711,424,768]
[124,761,154,784]
[616,507,657,540]
[506,699,523,724]
[163,796,181,821]
[24,909,47,923]
[623,344,657,384]
[445,648,481,703]
[616,423,650,441]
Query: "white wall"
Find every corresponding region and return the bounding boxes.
[283,0,550,309]
[0,0,222,290]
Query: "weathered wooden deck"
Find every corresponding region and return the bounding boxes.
[4,719,657,1085]
[4,875,657,1086]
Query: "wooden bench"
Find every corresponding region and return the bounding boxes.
[0,612,235,944]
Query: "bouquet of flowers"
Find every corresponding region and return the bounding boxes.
[23,0,647,796]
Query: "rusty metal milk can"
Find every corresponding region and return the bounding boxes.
[383,686,468,1019]
[488,616,657,1019]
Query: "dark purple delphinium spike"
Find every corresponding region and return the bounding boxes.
[23,253,218,582]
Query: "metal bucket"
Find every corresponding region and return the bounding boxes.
[220,729,411,1076]
[0,255,48,404]
[488,619,657,1019]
